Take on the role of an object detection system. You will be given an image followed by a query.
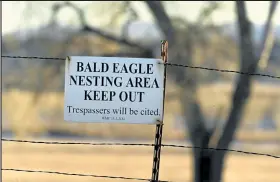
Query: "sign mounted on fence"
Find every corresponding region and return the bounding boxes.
[64,56,165,124]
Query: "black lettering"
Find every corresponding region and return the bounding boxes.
[93,91,100,100]
[86,76,92,86]
[120,64,128,73]
[84,90,92,100]
[125,78,133,87]
[113,63,120,73]
[101,63,109,72]
[67,106,72,113]
[104,77,112,86]
[129,63,137,74]
[69,75,77,85]
[92,62,100,72]
[129,92,137,102]
[138,92,145,102]
[135,77,143,87]
[93,76,99,86]
[138,64,145,74]
[114,77,122,87]
[144,77,150,88]
[101,91,108,101]
[84,63,93,72]
[119,91,128,102]
[147,64,153,74]
[78,76,86,86]
[151,78,159,88]
[77,62,84,72]
[74,108,80,113]
[109,91,116,101]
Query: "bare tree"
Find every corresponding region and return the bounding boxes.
[144,2,277,182]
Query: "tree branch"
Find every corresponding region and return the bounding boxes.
[121,1,139,39]
[217,0,257,151]
[196,2,221,24]
[145,1,206,147]
[211,2,259,181]
[82,25,149,51]
[52,2,150,53]
[259,1,278,69]
[217,1,277,151]
[145,1,175,45]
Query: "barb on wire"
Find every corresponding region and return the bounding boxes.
[2,168,169,182]
[2,55,280,79]
[2,138,280,159]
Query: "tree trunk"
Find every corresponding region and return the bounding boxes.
[194,149,213,182]
[200,152,212,181]
[194,146,226,182]
[193,133,216,182]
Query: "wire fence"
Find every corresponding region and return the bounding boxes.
[2,55,280,79]
[2,55,280,182]
[2,139,280,159]
[2,138,280,182]
[2,168,161,182]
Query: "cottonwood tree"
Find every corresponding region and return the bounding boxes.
[31,1,277,182]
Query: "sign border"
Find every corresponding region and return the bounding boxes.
[64,56,165,124]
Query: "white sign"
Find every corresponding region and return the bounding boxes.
[64,56,165,124]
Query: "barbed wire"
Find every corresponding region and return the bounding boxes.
[2,55,280,79]
[2,55,280,181]
[3,138,280,159]
[2,168,170,182]
[2,55,65,60]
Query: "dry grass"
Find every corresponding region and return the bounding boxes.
[2,81,280,139]
[3,142,280,182]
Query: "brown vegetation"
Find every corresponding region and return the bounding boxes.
[3,81,280,140]
[3,142,280,182]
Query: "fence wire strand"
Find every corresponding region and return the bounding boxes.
[2,139,280,159]
[2,168,170,182]
[2,55,280,79]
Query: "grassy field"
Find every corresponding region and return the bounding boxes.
[2,81,280,140]
[3,141,280,182]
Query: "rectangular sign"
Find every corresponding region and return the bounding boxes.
[64,56,165,124]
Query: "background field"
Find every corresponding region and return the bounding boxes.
[3,81,280,140]
[3,142,280,182]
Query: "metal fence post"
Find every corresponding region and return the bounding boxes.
[151,40,168,182]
